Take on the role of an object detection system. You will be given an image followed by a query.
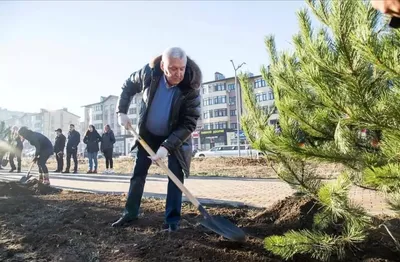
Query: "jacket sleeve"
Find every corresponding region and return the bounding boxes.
[61,136,66,150]
[161,89,201,152]
[29,135,41,157]
[96,133,102,142]
[116,64,150,114]
[74,132,80,147]
[111,131,116,144]
[83,135,88,144]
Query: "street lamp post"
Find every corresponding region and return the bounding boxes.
[230,60,246,157]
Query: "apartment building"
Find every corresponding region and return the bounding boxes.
[4,108,80,152]
[4,108,80,140]
[197,72,278,150]
[0,108,25,122]
[82,94,143,156]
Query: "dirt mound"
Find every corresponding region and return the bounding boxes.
[0,192,398,262]
[0,180,62,196]
[195,157,271,167]
[258,195,318,227]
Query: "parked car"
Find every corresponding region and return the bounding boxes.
[194,145,264,158]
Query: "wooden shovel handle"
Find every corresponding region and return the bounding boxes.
[126,125,201,208]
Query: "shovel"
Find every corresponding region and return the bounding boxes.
[126,125,246,242]
[19,161,35,183]
[1,153,9,167]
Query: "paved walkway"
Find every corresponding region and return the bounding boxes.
[0,169,394,216]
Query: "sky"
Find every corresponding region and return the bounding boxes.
[0,0,307,119]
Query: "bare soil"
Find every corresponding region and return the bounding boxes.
[21,156,345,179]
[0,181,398,262]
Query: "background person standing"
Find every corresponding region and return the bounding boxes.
[53,128,66,173]
[63,124,80,174]
[83,125,101,174]
[101,124,116,174]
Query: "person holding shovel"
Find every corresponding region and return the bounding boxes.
[18,126,54,185]
[112,47,202,232]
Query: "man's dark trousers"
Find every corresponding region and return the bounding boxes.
[56,152,64,172]
[124,131,184,225]
[9,151,21,171]
[66,149,78,172]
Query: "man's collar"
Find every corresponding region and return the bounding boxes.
[163,75,176,89]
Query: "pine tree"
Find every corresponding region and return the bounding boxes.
[240,0,400,260]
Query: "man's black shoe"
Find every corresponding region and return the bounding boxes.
[62,170,70,174]
[111,215,138,227]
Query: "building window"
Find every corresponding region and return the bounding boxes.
[213,95,226,104]
[95,124,103,130]
[204,110,214,119]
[94,114,103,121]
[128,108,137,114]
[203,123,213,130]
[262,93,267,101]
[230,110,237,116]
[214,83,226,92]
[203,98,213,106]
[213,109,227,117]
[255,94,262,102]
[229,96,236,105]
[268,91,274,100]
[230,123,237,129]
[132,118,137,125]
[254,79,266,88]
[94,105,103,112]
[227,84,235,91]
[214,122,227,129]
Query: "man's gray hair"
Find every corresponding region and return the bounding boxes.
[162,47,187,64]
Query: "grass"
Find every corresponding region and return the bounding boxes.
[19,156,345,179]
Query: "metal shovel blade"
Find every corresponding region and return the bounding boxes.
[19,174,32,183]
[1,159,8,167]
[19,161,35,184]
[200,215,246,242]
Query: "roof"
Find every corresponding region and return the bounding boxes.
[202,74,262,85]
[55,109,81,119]
[81,95,119,108]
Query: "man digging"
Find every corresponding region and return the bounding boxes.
[18,127,54,185]
[112,47,202,232]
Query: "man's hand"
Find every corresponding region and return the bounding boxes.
[372,0,400,17]
[118,113,132,129]
[148,146,169,163]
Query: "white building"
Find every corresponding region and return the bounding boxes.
[82,95,142,156]
[198,72,278,150]
[4,108,80,141]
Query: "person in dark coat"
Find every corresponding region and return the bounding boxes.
[83,125,101,174]
[53,128,66,173]
[8,126,23,173]
[18,126,53,185]
[63,124,80,174]
[112,47,201,232]
[101,124,116,174]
